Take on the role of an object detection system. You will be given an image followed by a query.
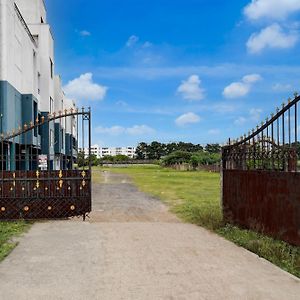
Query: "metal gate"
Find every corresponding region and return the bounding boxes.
[222,94,300,245]
[0,108,92,220]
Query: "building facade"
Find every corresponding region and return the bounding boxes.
[0,0,77,170]
[81,145,136,159]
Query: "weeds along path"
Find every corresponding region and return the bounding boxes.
[0,170,298,300]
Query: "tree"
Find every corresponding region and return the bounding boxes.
[77,151,86,167]
[147,141,166,159]
[205,144,221,154]
[89,154,99,166]
[135,142,148,159]
[161,151,192,166]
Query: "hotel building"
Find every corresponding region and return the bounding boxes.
[0,0,77,170]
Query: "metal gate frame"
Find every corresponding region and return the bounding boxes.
[0,107,92,220]
[222,94,300,245]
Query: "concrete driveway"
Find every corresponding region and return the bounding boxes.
[0,171,299,300]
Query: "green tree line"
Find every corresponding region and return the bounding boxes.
[135,141,221,160]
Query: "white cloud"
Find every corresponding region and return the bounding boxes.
[223,74,262,98]
[234,108,262,126]
[244,0,300,21]
[242,74,262,84]
[177,75,205,101]
[272,83,293,92]
[95,126,124,136]
[95,125,155,136]
[208,129,220,135]
[79,30,91,37]
[247,24,298,54]
[249,108,262,121]
[234,117,247,126]
[126,35,139,47]
[175,112,201,127]
[142,41,153,48]
[126,125,155,135]
[63,73,107,102]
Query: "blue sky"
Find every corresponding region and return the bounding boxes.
[45,0,300,147]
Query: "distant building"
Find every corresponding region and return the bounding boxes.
[80,145,136,159]
[0,0,76,170]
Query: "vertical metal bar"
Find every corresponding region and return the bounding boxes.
[71,113,74,169]
[76,112,79,169]
[88,107,92,171]
[295,102,298,170]
[288,107,291,146]
[282,113,285,170]
[271,121,274,170]
[64,112,67,170]
[266,125,269,169]
[82,107,85,170]
[277,117,280,169]
[1,137,3,198]
[295,102,298,147]
[252,135,255,169]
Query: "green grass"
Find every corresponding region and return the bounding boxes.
[0,221,31,262]
[94,165,300,278]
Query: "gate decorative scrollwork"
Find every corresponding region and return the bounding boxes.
[0,107,92,220]
[222,93,300,172]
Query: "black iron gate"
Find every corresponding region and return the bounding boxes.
[0,108,92,220]
[222,94,300,245]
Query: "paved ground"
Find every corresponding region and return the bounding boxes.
[0,171,299,300]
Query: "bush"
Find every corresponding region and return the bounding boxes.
[161,150,221,168]
[161,151,192,166]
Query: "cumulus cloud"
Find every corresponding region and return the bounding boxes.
[234,108,262,126]
[244,0,300,21]
[208,129,220,135]
[234,117,247,126]
[79,30,91,37]
[223,74,262,98]
[63,73,107,102]
[249,108,263,121]
[95,125,155,136]
[175,112,201,127]
[272,83,293,92]
[177,75,205,101]
[247,23,298,54]
[126,35,139,47]
[142,41,153,48]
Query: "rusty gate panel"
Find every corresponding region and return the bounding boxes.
[0,170,91,220]
[223,169,300,246]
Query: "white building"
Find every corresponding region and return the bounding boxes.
[0,0,77,170]
[81,145,136,159]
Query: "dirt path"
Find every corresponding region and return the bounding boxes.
[89,171,179,223]
[0,171,299,300]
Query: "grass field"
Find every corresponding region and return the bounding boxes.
[0,221,31,262]
[95,165,300,278]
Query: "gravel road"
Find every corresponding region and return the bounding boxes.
[0,170,299,300]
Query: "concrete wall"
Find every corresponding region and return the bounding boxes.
[15,0,47,24]
[0,0,77,170]
[223,169,300,246]
[0,81,22,136]
[0,0,39,96]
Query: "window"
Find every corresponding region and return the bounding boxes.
[41,17,44,23]
[34,102,38,137]
[50,129,54,147]
[50,58,53,78]
[50,97,54,114]
[61,129,64,149]
[38,72,41,94]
